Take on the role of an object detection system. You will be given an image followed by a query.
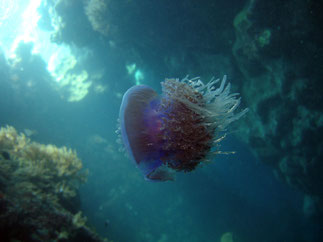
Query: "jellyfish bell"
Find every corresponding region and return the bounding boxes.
[119,85,172,181]
[119,75,248,181]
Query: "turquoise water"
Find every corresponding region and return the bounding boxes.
[0,0,322,241]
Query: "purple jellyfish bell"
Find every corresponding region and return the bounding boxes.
[118,75,248,181]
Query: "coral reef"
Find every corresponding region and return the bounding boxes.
[232,0,323,217]
[48,51,92,102]
[0,126,107,241]
[50,0,94,47]
[85,0,111,37]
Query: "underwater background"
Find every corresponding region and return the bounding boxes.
[0,0,322,241]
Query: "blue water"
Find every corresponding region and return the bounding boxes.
[0,65,318,241]
[0,74,307,241]
[0,68,310,241]
[0,0,322,241]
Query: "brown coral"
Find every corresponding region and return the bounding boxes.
[0,125,106,241]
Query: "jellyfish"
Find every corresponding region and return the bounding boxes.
[118,75,248,181]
